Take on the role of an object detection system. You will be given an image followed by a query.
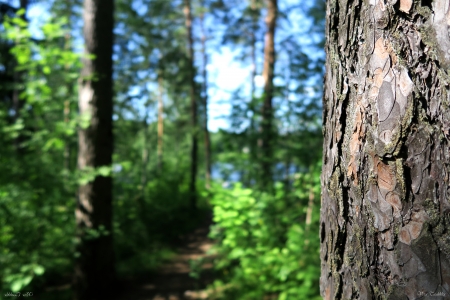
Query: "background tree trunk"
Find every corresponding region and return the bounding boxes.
[157,72,164,173]
[200,4,211,189]
[142,106,149,187]
[321,0,450,299]
[74,0,115,299]
[248,0,259,187]
[184,0,198,211]
[259,0,277,189]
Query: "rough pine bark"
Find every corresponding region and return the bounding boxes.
[321,0,450,299]
[74,0,115,299]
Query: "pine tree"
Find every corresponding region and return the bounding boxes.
[74,0,115,298]
[321,0,450,298]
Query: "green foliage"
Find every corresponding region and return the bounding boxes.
[208,162,322,300]
[0,13,80,295]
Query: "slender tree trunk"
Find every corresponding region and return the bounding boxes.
[157,74,164,173]
[74,1,115,299]
[250,33,256,105]
[184,0,198,211]
[283,64,291,191]
[249,0,258,110]
[248,1,258,187]
[259,0,277,189]
[200,5,211,189]
[141,110,149,188]
[249,0,257,130]
[321,0,450,299]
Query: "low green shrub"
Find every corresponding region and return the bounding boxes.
[208,163,321,299]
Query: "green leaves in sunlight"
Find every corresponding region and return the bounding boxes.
[42,20,66,39]
[77,166,113,185]
[4,264,45,292]
[0,12,80,295]
[208,163,322,300]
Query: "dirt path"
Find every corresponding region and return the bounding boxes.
[114,216,216,300]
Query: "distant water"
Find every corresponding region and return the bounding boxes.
[211,163,303,187]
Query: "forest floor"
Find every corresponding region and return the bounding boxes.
[114,213,217,300]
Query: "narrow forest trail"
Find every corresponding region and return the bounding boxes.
[114,214,216,300]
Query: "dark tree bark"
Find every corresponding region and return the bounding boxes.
[259,0,277,188]
[184,0,198,210]
[142,106,149,188]
[321,0,450,299]
[74,0,115,299]
[157,72,164,173]
[248,0,259,187]
[200,4,211,189]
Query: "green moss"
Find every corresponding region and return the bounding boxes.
[416,5,431,18]
[418,24,443,63]
[440,83,450,110]
[400,95,414,134]
[437,231,450,261]
[395,158,406,198]
[437,68,450,87]
[372,285,381,298]
[383,126,402,155]
[332,270,342,298]
[424,200,450,260]
[367,208,376,235]
[328,167,345,220]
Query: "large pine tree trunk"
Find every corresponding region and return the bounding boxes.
[321,0,450,299]
[74,0,115,299]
